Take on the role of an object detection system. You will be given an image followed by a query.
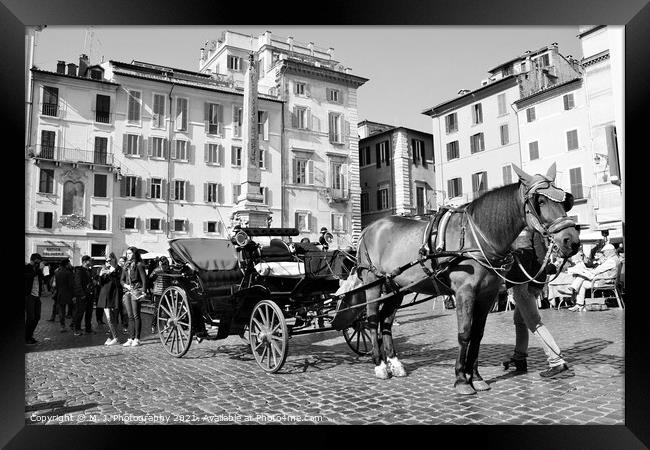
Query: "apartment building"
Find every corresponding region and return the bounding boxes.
[25,56,283,262]
[198,30,368,245]
[423,43,584,207]
[357,121,435,228]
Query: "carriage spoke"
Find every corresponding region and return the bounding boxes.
[163,327,173,346]
[270,339,282,357]
[260,345,268,364]
[160,301,173,318]
[252,318,264,332]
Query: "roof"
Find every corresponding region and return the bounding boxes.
[514,77,582,107]
[359,125,433,142]
[282,58,368,88]
[109,60,282,103]
[30,68,120,86]
[168,238,239,271]
[422,75,517,117]
[487,45,551,74]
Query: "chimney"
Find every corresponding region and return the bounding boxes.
[327,47,334,59]
[287,36,294,52]
[78,54,89,77]
[200,47,206,61]
[66,63,77,77]
[56,61,66,74]
[308,42,314,56]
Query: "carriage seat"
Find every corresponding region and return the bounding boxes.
[197,268,243,297]
[255,261,305,277]
[260,238,296,262]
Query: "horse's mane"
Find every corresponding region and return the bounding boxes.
[466,183,524,248]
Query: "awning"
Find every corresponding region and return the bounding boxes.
[579,228,623,242]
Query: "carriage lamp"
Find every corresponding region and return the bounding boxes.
[234,230,251,247]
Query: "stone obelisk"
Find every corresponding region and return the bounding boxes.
[231,52,270,228]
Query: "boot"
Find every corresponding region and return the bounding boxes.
[502,357,527,372]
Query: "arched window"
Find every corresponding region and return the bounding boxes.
[62,181,84,215]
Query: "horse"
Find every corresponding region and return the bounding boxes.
[353,163,580,395]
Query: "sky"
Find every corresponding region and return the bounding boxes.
[31,26,584,133]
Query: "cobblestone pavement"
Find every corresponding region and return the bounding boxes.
[24,294,624,425]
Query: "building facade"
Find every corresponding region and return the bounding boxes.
[357,121,435,228]
[25,56,283,263]
[198,30,368,246]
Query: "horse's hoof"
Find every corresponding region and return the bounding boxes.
[454,382,477,395]
[387,357,407,377]
[374,362,390,379]
[471,380,491,391]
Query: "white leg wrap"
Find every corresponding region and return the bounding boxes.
[387,357,407,377]
[533,325,565,366]
[374,361,390,379]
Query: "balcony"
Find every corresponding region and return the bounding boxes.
[41,103,64,118]
[326,188,349,203]
[94,111,112,124]
[27,145,115,167]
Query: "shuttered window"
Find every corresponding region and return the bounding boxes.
[472,171,488,198]
[152,94,165,128]
[93,173,107,198]
[92,215,107,231]
[231,146,242,167]
[497,93,507,115]
[42,86,59,116]
[446,141,459,160]
[500,124,509,145]
[233,106,243,138]
[232,184,241,204]
[445,113,458,134]
[563,93,575,110]
[205,103,223,135]
[502,165,513,185]
[175,97,188,131]
[39,169,54,194]
[37,212,53,229]
[526,107,536,122]
[470,133,485,154]
[566,129,579,151]
[529,141,539,160]
[569,167,584,199]
[471,103,483,125]
[293,158,313,185]
[127,90,141,123]
[448,178,462,198]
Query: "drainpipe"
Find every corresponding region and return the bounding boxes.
[166,83,175,239]
[280,98,285,228]
[436,116,444,207]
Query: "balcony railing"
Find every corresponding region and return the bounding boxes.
[95,111,112,124]
[28,145,114,166]
[327,188,349,202]
[41,103,62,117]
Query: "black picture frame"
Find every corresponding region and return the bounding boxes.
[5,0,648,447]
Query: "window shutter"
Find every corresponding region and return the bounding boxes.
[265,149,271,171]
[136,177,143,198]
[344,119,350,140]
[263,112,269,140]
[377,190,382,210]
[311,114,320,132]
[421,144,428,168]
[162,179,167,200]
[122,134,128,154]
[331,214,336,234]
[163,139,169,159]
[147,137,153,157]
[170,140,177,160]
[120,217,125,230]
[385,142,390,166]
[266,188,272,207]
[291,107,297,128]
[204,103,210,132]
[138,135,143,157]
[170,180,175,201]
[120,177,126,197]
[186,181,193,202]
[307,160,314,185]
[412,139,418,165]
[294,212,299,229]
[188,144,194,164]
[204,143,209,163]
[231,146,236,166]
[376,144,381,168]
[218,183,224,204]
[217,104,224,134]
[146,218,151,230]
[309,214,316,233]
[328,113,335,142]
[563,95,569,110]
[134,217,140,230]
[203,221,208,233]
[146,178,152,198]
[219,144,225,166]
[292,159,297,184]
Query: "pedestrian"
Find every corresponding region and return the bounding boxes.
[120,247,147,347]
[93,266,105,326]
[24,253,44,345]
[72,255,95,336]
[53,258,74,332]
[97,252,121,346]
[117,256,129,333]
[502,228,571,378]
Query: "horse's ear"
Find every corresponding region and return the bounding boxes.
[511,163,532,185]
[546,162,557,181]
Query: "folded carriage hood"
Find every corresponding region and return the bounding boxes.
[168,238,240,271]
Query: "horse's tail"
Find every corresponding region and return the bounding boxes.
[354,225,374,280]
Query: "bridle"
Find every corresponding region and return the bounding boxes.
[465,178,577,286]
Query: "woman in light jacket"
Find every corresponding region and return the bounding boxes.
[120,247,147,347]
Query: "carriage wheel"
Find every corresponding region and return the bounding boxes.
[342,311,372,356]
[249,300,289,373]
[157,286,193,358]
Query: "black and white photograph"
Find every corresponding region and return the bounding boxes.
[6,0,648,444]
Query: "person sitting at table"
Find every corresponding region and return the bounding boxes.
[565,244,620,312]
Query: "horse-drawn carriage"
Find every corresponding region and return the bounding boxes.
[151,227,362,373]
[151,164,581,394]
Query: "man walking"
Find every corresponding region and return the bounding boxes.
[24,253,44,345]
[54,259,74,332]
[72,255,95,336]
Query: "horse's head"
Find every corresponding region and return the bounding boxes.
[512,163,580,258]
